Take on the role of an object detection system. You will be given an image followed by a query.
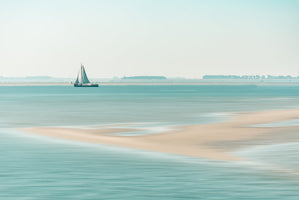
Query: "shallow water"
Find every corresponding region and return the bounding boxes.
[0,130,298,200]
[1,85,299,128]
[0,85,299,199]
[254,119,299,127]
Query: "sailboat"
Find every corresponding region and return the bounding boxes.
[74,64,99,87]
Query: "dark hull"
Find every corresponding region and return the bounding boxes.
[74,83,99,87]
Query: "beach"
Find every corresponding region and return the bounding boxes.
[21,109,299,161]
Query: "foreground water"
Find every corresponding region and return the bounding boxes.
[0,85,299,199]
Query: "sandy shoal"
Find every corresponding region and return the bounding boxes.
[20,109,299,161]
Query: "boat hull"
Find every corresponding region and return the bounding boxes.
[74,83,99,87]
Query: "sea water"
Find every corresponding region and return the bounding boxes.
[0,85,298,199]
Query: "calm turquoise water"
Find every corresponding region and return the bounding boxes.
[0,85,299,199]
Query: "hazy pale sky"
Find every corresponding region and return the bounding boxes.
[0,0,298,78]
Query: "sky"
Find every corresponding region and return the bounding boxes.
[0,0,298,78]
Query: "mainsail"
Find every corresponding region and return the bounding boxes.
[81,65,90,84]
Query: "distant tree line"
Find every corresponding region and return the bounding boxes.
[203,75,299,80]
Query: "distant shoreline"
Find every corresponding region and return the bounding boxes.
[2,81,299,86]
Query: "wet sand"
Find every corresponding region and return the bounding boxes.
[20,109,299,161]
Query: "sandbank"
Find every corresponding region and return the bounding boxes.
[20,109,299,161]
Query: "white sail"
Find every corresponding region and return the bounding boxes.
[81,65,90,84]
[74,64,98,87]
